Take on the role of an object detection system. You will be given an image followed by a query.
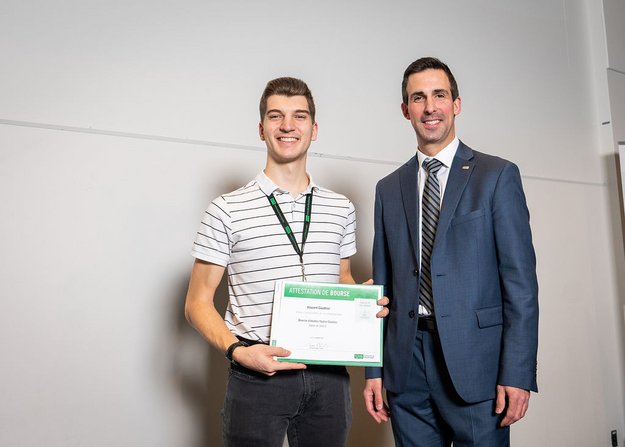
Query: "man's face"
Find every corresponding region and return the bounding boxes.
[401,69,461,155]
[259,95,317,164]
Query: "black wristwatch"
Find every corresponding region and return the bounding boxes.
[225,340,249,365]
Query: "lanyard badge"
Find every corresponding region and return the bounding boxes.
[267,192,313,281]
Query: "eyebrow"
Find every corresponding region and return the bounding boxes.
[410,88,449,98]
[265,109,311,116]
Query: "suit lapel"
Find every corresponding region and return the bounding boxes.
[399,156,420,259]
[436,142,475,244]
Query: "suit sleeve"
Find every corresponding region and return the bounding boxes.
[493,162,539,392]
[365,183,391,380]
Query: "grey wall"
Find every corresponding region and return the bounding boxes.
[1,0,624,445]
[605,0,625,440]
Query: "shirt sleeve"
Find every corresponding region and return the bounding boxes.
[339,199,357,259]
[191,195,231,266]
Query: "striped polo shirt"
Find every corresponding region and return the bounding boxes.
[191,171,357,343]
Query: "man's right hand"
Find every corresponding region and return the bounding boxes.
[364,378,390,423]
[232,344,307,376]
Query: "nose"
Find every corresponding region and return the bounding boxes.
[424,96,436,114]
[280,115,295,132]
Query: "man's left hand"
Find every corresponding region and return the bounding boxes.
[495,385,530,426]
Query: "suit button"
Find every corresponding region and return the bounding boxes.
[408,310,415,319]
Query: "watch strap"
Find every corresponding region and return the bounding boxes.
[225,340,249,364]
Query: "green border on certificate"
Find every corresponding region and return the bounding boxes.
[269,281,383,367]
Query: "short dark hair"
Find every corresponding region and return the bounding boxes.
[401,57,459,104]
[259,77,316,121]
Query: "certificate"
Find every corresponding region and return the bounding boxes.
[269,281,383,367]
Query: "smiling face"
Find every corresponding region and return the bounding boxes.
[259,94,318,165]
[401,68,461,156]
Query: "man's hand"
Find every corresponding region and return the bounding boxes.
[232,344,306,376]
[363,279,390,318]
[364,378,390,423]
[376,296,389,318]
[495,385,530,426]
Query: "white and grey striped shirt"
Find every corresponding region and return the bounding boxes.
[191,171,357,342]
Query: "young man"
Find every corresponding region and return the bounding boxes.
[363,57,539,446]
[186,77,386,447]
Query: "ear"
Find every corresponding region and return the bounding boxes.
[311,122,318,141]
[453,96,461,116]
[259,122,265,141]
[401,102,410,120]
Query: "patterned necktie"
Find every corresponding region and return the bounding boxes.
[419,158,444,315]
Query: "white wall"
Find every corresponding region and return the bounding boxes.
[605,0,625,439]
[1,0,624,445]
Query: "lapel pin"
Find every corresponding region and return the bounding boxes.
[462,165,470,170]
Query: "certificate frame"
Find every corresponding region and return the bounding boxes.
[269,281,383,367]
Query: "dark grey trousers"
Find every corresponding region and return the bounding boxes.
[223,363,351,447]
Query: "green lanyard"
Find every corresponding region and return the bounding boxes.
[267,191,313,281]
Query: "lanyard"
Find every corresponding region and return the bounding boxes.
[267,191,313,281]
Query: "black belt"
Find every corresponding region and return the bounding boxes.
[236,336,268,346]
[417,316,437,332]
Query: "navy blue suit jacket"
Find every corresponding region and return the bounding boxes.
[366,142,538,403]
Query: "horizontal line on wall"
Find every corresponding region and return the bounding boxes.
[0,118,607,186]
[608,67,625,77]
[0,118,400,166]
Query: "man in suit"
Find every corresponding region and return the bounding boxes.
[363,57,538,446]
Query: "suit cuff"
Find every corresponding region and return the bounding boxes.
[365,366,382,380]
